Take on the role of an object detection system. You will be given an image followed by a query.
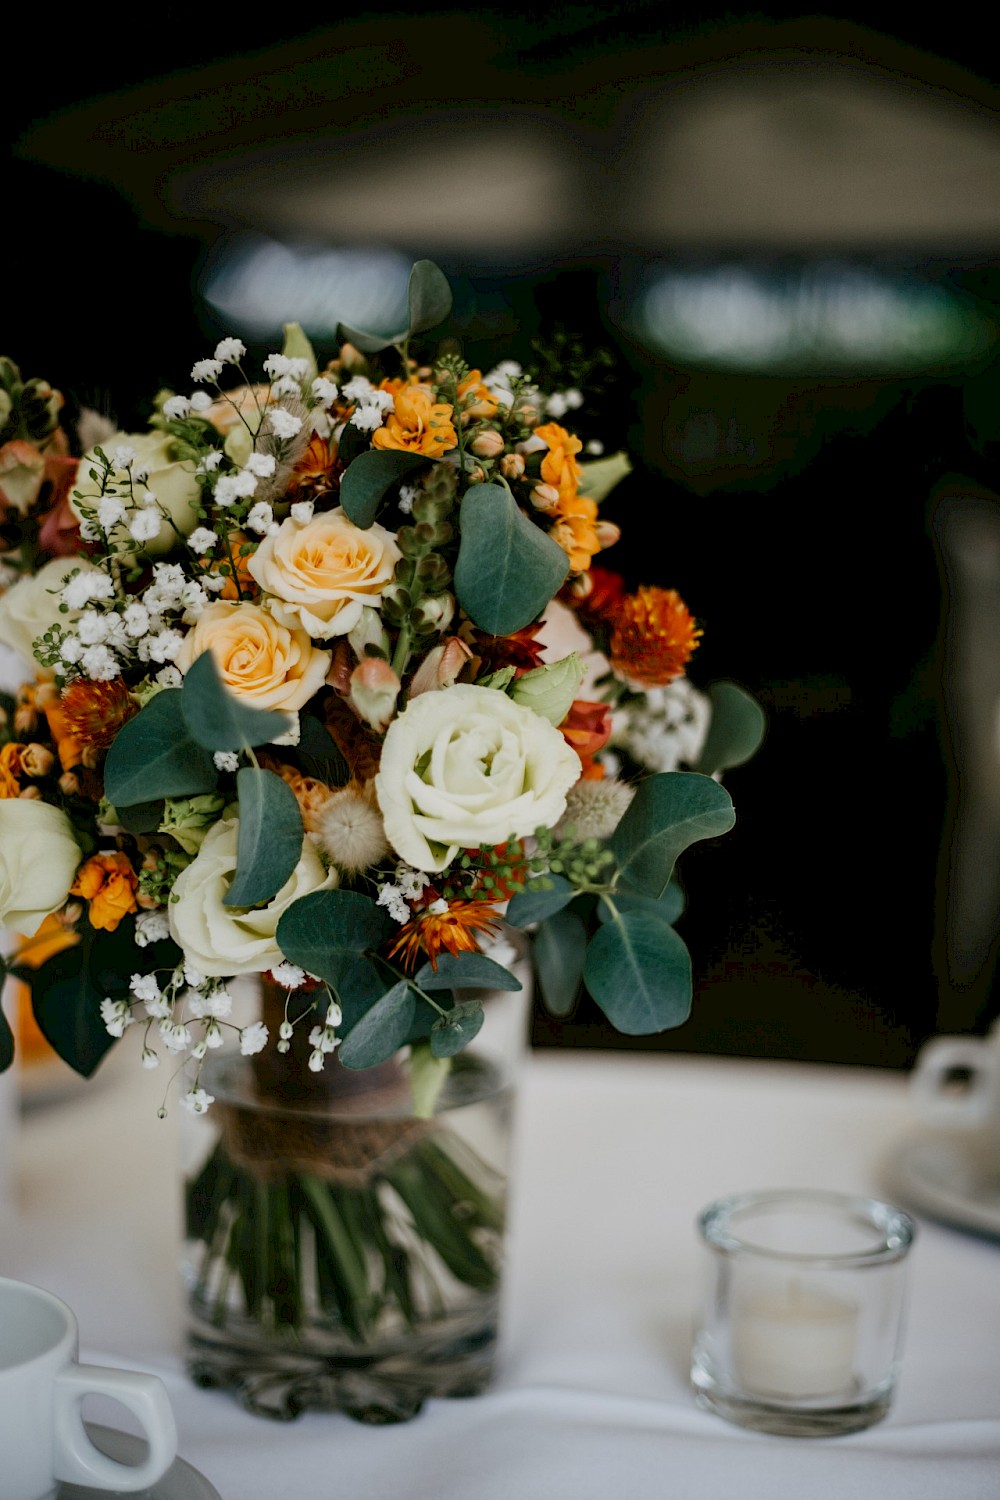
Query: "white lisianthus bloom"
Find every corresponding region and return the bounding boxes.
[0,799,82,935]
[72,429,201,557]
[168,817,339,975]
[247,507,402,639]
[0,557,105,670]
[375,683,582,872]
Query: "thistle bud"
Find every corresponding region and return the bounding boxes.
[412,592,455,634]
[337,343,367,373]
[58,772,80,796]
[325,639,353,695]
[466,465,487,485]
[349,657,400,733]
[569,572,593,599]
[18,784,42,799]
[470,429,505,459]
[408,636,474,696]
[81,745,101,770]
[500,452,525,480]
[13,703,38,735]
[530,483,562,515]
[594,520,622,549]
[34,680,58,707]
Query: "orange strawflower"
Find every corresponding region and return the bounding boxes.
[609,587,702,687]
[388,899,503,972]
[372,386,457,458]
[59,677,138,753]
[0,743,23,797]
[535,422,583,503]
[70,852,139,932]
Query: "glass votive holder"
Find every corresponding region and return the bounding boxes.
[691,1188,916,1437]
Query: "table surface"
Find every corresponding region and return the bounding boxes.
[3,1043,999,1500]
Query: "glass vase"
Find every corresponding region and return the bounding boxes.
[179,954,529,1424]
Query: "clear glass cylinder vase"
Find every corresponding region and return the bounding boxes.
[179,950,529,1424]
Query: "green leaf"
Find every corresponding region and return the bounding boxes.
[0,994,13,1073]
[337,324,408,354]
[430,1000,484,1057]
[276,890,392,985]
[103,690,218,807]
[599,881,685,927]
[414,952,522,993]
[584,909,693,1034]
[339,450,431,529]
[281,321,318,381]
[610,772,735,899]
[577,450,632,502]
[455,483,570,635]
[534,909,587,1017]
[181,650,292,752]
[224,768,304,908]
[293,715,350,787]
[407,259,453,334]
[506,875,575,927]
[339,980,415,1069]
[408,1042,451,1118]
[694,681,767,776]
[335,959,388,1032]
[114,799,164,834]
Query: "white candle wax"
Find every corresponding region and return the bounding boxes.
[731,1279,860,1399]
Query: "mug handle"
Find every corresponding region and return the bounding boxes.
[52,1364,178,1493]
[910,1035,997,1129]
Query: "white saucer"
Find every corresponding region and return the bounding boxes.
[883,1130,1000,1241]
[57,1424,221,1499]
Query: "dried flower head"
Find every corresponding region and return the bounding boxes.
[609,587,702,687]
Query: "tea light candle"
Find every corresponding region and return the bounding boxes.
[731,1279,860,1399]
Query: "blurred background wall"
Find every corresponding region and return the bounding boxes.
[7,3,1000,1068]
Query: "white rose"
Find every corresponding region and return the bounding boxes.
[0,799,82,936]
[71,429,201,556]
[248,507,402,639]
[0,557,103,671]
[168,817,339,976]
[375,683,582,873]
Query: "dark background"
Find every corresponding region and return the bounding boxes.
[7,4,1000,1069]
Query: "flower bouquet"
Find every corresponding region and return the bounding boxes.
[0,261,763,1420]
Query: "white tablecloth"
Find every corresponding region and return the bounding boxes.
[3,1047,998,1499]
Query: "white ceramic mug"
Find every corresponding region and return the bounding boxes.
[0,1276,178,1499]
[910,1020,1000,1153]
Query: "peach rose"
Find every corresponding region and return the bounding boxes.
[174,600,331,713]
[247,507,402,639]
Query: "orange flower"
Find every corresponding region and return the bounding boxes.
[560,700,612,780]
[59,677,138,753]
[535,422,583,503]
[39,698,85,773]
[70,852,139,932]
[456,370,498,418]
[202,531,258,601]
[609,587,702,687]
[286,433,339,503]
[0,743,23,798]
[388,899,503,972]
[13,912,81,969]
[573,567,626,626]
[372,386,457,458]
[549,494,602,574]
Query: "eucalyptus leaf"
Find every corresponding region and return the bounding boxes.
[335,958,390,1033]
[224,768,304,908]
[584,909,693,1035]
[407,259,453,334]
[336,323,408,354]
[534,909,587,1017]
[430,1000,485,1058]
[339,981,415,1069]
[506,875,575,927]
[181,650,292,752]
[455,483,569,636]
[114,799,165,835]
[694,681,767,775]
[414,952,522,993]
[599,882,685,927]
[276,890,392,984]
[293,715,350,787]
[103,690,217,807]
[610,772,735,899]
[340,450,431,529]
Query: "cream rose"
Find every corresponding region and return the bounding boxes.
[174,600,331,712]
[375,683,582,872]
[248,508,402,639]
[0,799,82,936]
[168,817,339,975]
[71,429,201,556]
[0,557,103,672]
